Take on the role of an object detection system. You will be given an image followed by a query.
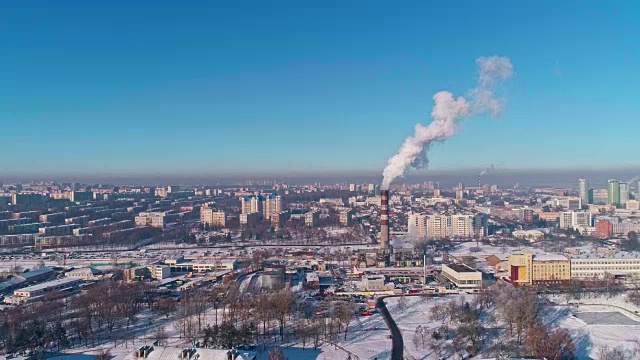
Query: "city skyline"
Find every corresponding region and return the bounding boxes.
[2,2,640,176]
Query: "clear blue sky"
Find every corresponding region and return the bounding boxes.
[1,1,639,177]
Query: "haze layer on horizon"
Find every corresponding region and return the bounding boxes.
[2,168,639,189]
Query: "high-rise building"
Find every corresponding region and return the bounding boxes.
[263,195,282,220]
[271,210,290,229]
[620,182,630,205]
[408,214,427,237]
[340,209,355,227]
[349,183,356,192]
[472,214,488,238]
[305,210,320,227]
[241,196,262,214]
[578,179,591,205]
[608,179,621,207]
[368,184,375,194]
[409,214,483,239]
[595,219,613,239]
[559,211,592,230]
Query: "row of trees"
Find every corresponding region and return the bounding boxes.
[0,281,153,355]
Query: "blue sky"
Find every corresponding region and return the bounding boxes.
[1,1,639,177]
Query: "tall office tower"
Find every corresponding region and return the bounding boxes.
[607,179,621,207]
[368,183,376,194]
[578,179,590,205]
[620,183,630,205]
[349,183,356,192]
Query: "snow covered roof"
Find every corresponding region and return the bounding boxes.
[533,254,568,261]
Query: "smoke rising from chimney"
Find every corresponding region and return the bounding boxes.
[381,56,513,190]
[479,164,496,176]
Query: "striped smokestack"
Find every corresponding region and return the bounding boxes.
[380,189,389,250]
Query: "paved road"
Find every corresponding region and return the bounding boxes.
[376,297,403,360]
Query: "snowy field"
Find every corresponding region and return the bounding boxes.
[548,294,640,359]
[385,295,459,359]
[381,293,640,360]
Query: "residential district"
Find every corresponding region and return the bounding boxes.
[1,178,640,359]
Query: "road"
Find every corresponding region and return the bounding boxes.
[376,296,403,360]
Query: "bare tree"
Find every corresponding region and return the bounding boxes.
[272,290,295,339]
[153,326,168,346]
[268,347,287,360]
[336,302,356,340]
[525,323,575,360]
[597,346,630,360]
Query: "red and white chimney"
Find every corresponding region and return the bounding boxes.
[380,189,389,250]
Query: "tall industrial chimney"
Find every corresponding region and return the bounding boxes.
[380,189,389,250]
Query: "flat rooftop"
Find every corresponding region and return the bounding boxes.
[446,264,477,273]
[14,277,80,293]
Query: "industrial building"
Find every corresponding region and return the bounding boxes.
[10,278,82,302]
[441,264,483,289]
[508,251,570,285]
[164,257,237,274]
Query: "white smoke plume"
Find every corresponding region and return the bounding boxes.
[479,164,496,176]
[381,56,513,189]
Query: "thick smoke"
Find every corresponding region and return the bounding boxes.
[381,56,513,189]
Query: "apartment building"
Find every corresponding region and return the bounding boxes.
[340,209,356,227]
[263,195,282,220]
[135,211,179,229]
[271,210,290,229]
[39,224,79,236]
[200,207,226,228]
[241,196,262,214]
[39,212,66,224]
[559,211,592,230]
[240,212,261,227]
[305,210,320,227]
[407,214,486,239]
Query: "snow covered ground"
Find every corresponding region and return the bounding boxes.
[548,294,640,359]
[381,292,640,360]
[385,295,459,359]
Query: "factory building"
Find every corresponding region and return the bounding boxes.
[441,264,483,290]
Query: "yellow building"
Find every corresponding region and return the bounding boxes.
[508,251,570,285]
